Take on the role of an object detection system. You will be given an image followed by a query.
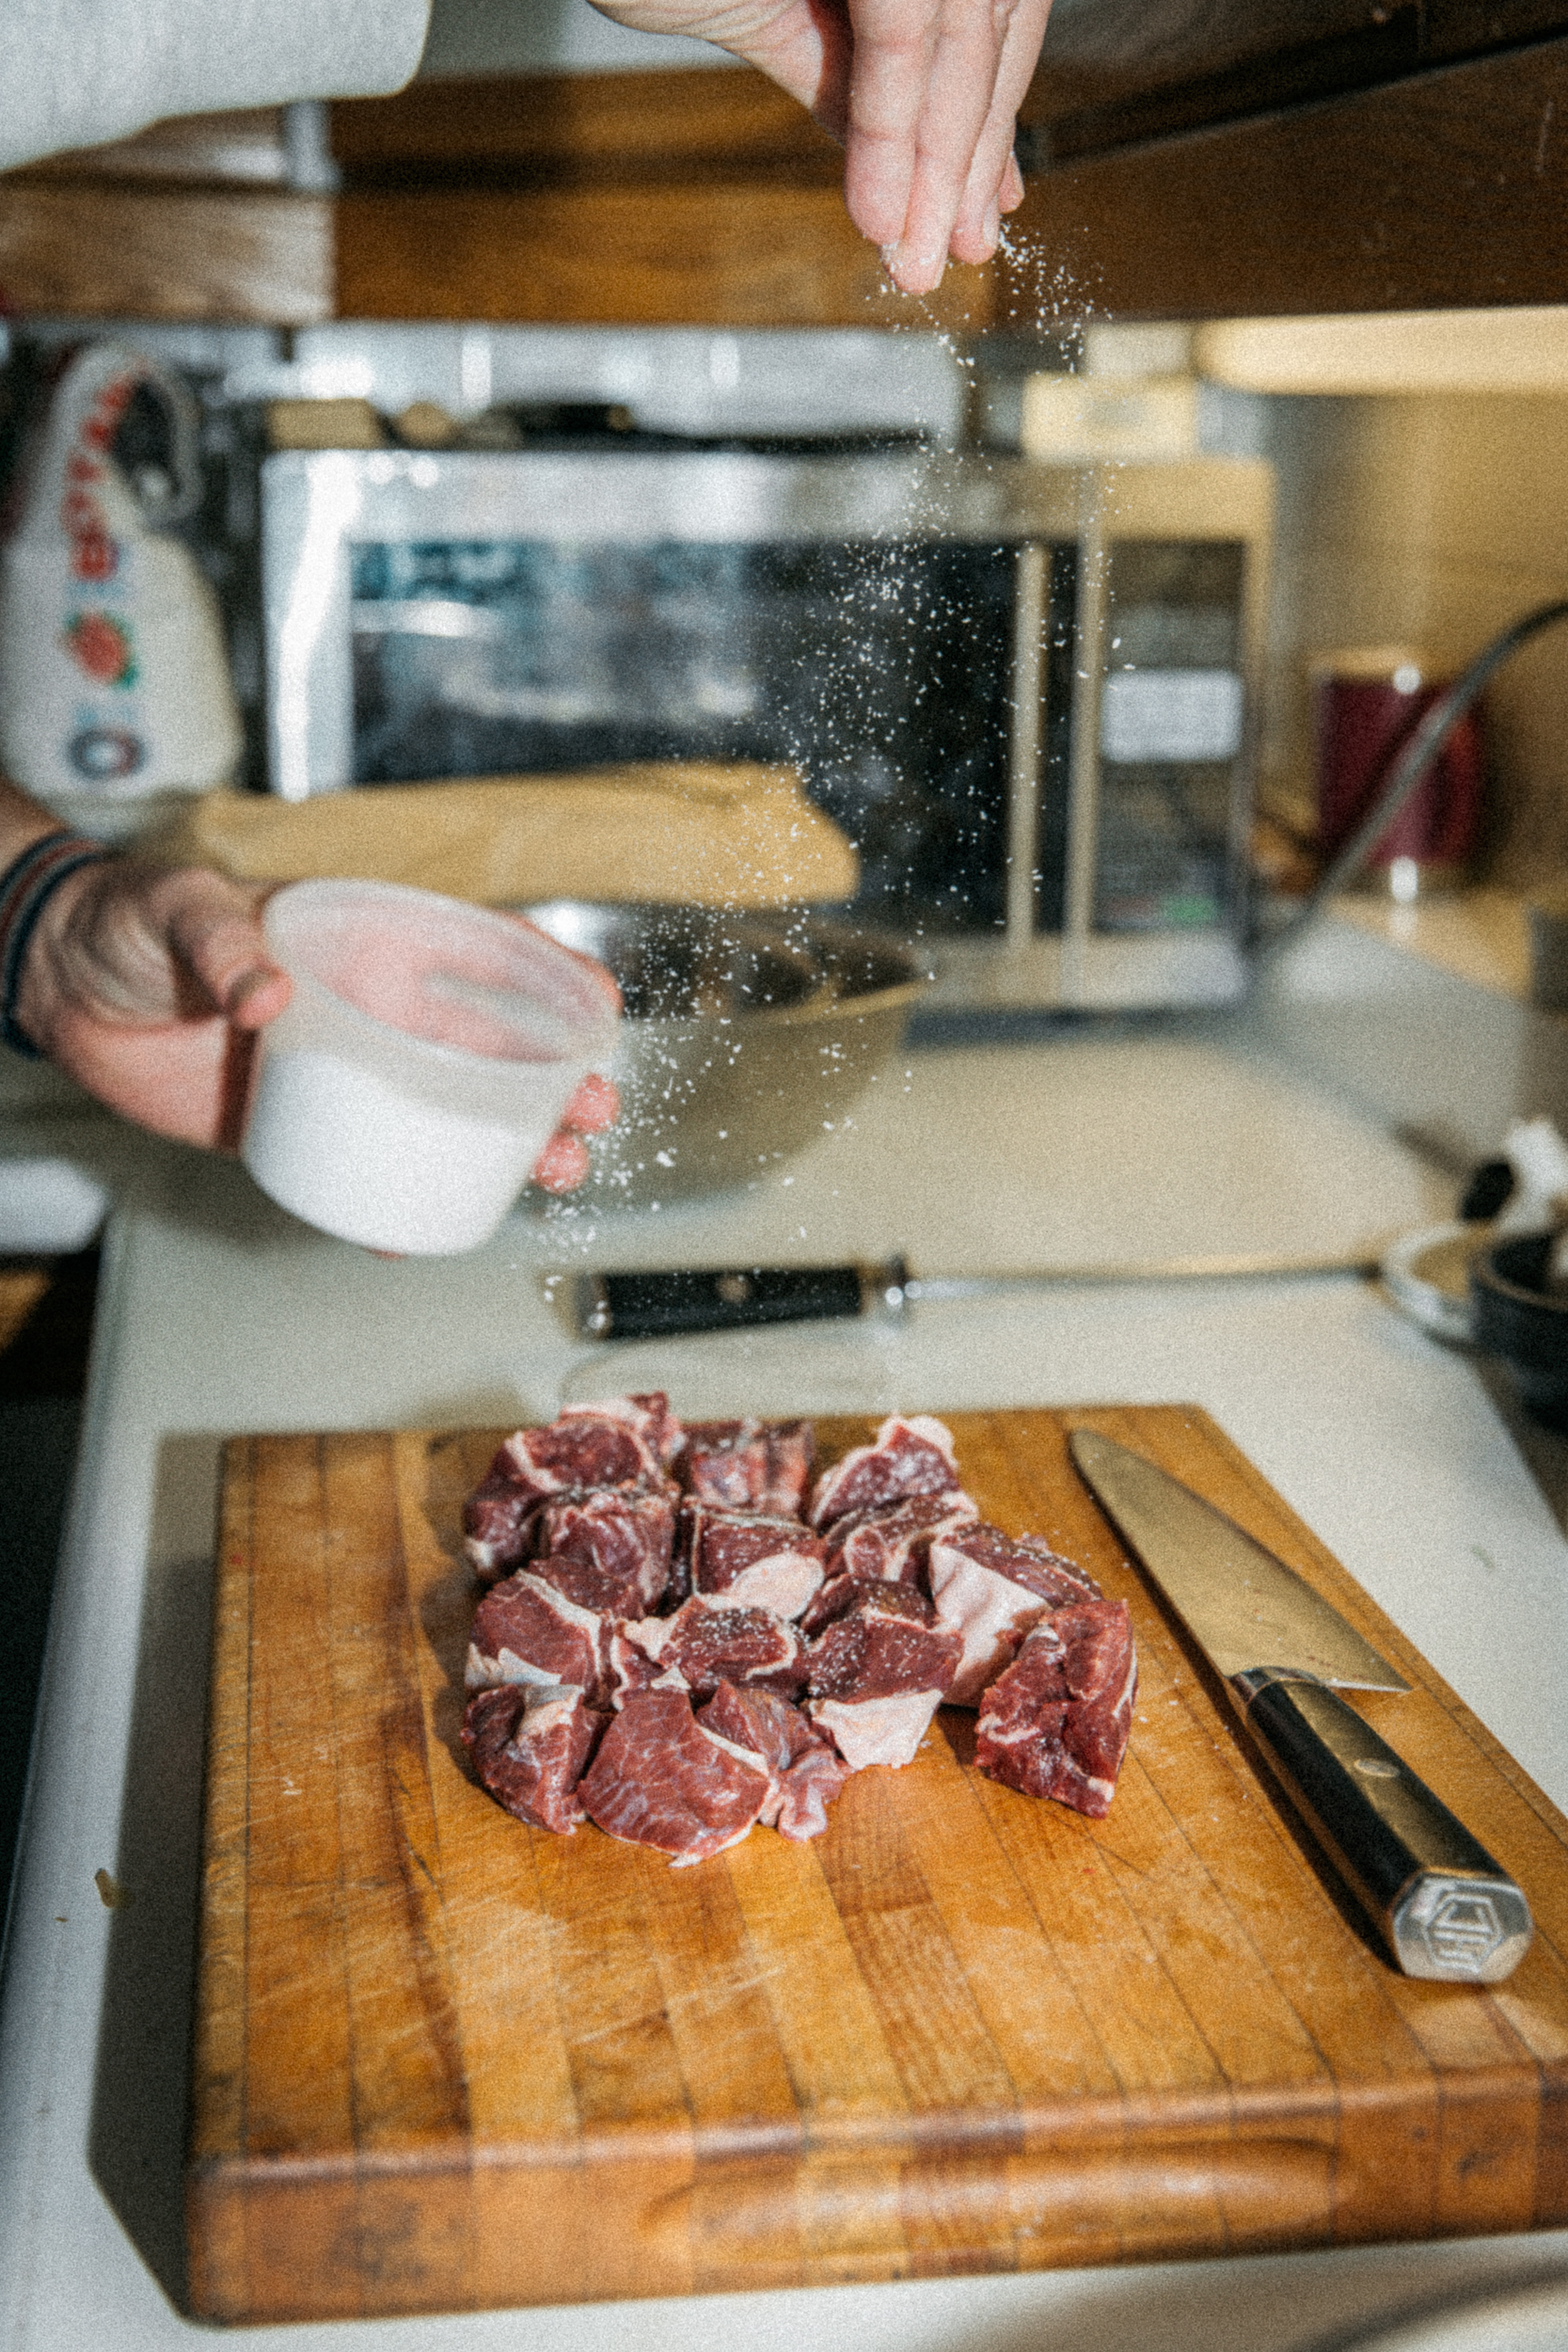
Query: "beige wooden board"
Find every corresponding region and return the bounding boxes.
[187,1407,1568,2323]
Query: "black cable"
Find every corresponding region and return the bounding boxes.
[1253,597,1568,971]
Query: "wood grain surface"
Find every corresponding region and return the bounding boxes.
[1005,35,1568,318]
[0,182,332,324]
[187,1407,1568,2324]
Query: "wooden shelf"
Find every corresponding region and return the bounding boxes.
[10,28,1568,326]
[1005,34,1568,319]
[0,180,332,324]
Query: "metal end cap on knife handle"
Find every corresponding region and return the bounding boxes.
[1391,1872,1534,1983]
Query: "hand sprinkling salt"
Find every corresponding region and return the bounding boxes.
[586,0,1054,293]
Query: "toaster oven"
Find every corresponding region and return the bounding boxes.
[261,443,1272,1009]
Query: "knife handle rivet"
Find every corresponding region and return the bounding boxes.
[1353,1757,1402,1779]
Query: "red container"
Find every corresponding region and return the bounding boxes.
[1310,646,1485,893]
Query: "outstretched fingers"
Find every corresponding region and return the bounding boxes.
[944,0,1047,261]
[844,0,1050,290]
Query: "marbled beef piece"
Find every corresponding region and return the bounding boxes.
[680,1419,816,1517]
[463,1470,541,1581]
[564,1391,686,1471]
[462,1681,605,1835]
[800,1573,937,1639]
[578,1688,775,1865]
[467,1571,613,1708]
[537,1484,677,1613]
[975,1599,1136,1820]
[464,1401,676,1577]
[532,1553,643,1619]
[807,1414,962,1532]
[805,1600,961,1771]
[606,1626,690,1707]
[491,1412,665,1509]
[929,1525,1103,1707]
[621,1595,807,1700]
[698,1683,850,1841]
[820,1492,980,1592]
[685,1505,827,1620]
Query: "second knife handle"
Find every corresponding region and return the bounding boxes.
[1234,1670,1533,1984]
[578,1263,905,1341]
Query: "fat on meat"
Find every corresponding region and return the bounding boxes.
[462,1681,604,1835]
[807,1414,962,1531]
[564,1391,686,1470]
[578,1688,774,1864]
[805,1598,961,1771]
[538,1484,676,1612]
[684,1504,827,1620]
[698,1682,851,1840]
[929,1523,1103,1707]
[467,1571,613,1708]
[975,1599,1137,1819]
[680,1419,816,1517]
[462,1470,541,1582]
[820,1491,979,1591]
[620,1595,807,1700]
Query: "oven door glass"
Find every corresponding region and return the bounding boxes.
[1094,539,1248,935]
[350,537,1019,936]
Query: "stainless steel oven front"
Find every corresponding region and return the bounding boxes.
[261,444,1272,1009]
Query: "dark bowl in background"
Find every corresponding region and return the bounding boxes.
[1470,1231,1568,1428]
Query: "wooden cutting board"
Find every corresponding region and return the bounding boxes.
[187,1406,1568,2325]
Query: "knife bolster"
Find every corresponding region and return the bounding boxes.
[1231,1670,1533,1984]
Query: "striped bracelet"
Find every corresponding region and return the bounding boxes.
[0,830,110,1059]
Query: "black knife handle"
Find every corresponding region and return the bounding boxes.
[1233,1669,1532,1983]
[576,1261,909,1341]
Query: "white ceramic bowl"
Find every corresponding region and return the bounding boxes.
[242,879,618,1254]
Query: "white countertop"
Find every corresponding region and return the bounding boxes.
[5,1008,1568,2349]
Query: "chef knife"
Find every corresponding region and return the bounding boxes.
[1069,1429,1533,1985]
[573,1249,1379,1339]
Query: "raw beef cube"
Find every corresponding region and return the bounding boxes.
[467,1571,612,1708]
[533,1553,644,1619]
[975,1599,1137,1820]
[490,1411,664,1509]
[805,1599,961,1771]
[929,1524,1103,1707]
[463,1470,541,1581]
[821,1492,980,1590]
[769,1742,853,1840]
[564,1391,686,1470]
[698,1683,850,1841]
[800,1574,937,1639]
[537,1484,677,1612]
[606,1627,690,1706]
[681,1419,816,1516]
[686,1505,827,1620]
[808,1414,962,1531]
[621,1595,807,1700]
[578,1689,774,1864]
[462,1681,604,1835]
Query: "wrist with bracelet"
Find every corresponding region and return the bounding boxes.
[0,830,110,1059]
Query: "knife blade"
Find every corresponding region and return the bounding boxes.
[1069,1429,1533,1986]
[572,1249,1379,1339]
